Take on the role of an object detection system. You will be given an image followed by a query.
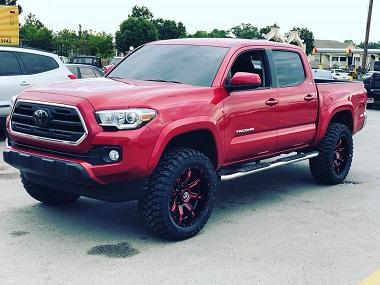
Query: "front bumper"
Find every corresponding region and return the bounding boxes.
[3,148,149,202]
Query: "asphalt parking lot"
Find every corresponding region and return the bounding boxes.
[0,109,380,285]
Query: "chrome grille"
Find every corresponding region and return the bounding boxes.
[10,100,87,145]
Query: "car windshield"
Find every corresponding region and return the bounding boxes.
[107,44,229,87]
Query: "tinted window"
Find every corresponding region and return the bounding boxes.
[17,52,59,74]
[230,50,268,87]
[272,50,306,87]
[108,44,228,87]
[374,61,380,71]
[0,51,22,76]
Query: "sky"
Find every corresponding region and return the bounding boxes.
[15,0,379,45]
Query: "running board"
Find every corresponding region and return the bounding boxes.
[219,151,319,181]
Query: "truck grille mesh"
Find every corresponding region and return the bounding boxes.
[10,100,87,144]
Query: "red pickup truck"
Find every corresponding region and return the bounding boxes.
[3,39,367,240]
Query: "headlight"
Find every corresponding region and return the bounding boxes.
[95,108,156,129]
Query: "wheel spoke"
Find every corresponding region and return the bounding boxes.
[187,178,201,189]
[178,205,184,221]
[190,192,202,200]
[170,198,177,212]
[184,202,195,216]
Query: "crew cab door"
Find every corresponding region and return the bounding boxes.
[223,49,279,164]
[271,49,318,151]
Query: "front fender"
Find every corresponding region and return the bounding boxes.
[147,116,223,171]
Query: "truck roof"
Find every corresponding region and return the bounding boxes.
[146,38,303,50]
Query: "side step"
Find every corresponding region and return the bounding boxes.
[218,151,319,181]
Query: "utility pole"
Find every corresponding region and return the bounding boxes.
[362,0,373,71]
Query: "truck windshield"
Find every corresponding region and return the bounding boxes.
[107,44,228,87]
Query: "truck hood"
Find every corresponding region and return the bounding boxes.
[22,78,211,110]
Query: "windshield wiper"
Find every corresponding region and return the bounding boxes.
[145,79,182,84]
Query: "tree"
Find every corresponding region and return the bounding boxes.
[231,23,260,39]
[188,30,209,38]
[53,29,78,57]
[115,17,157,54]
[208,29,230,38]
[129,5,154,20]
[259,26,271,39]
[20,13,54,51]
[153,18,186,40]
[0,0,22,14]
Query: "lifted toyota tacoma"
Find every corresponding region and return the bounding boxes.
[3,39,367,240]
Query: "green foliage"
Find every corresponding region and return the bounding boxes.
[231,23,260,39]
[130,5,154,20]
[115,17,158,54]
[188,30,209,38]
[297,27,314,55]
[208,29,231,38]
[20,14,54,51]
[259,26,271,39]
[357,41,380,49]
[153,18,186,40]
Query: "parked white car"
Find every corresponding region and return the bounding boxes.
[312,69,334,80]
[0,46,76,129]
[330,69,350,80]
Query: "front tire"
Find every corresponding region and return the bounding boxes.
[309,123,353,184]
[139,148,217,240]
[21,172,80,205]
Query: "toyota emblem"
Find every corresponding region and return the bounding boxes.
[33,109,50,127]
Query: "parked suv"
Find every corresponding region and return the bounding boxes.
[0,46,76,131]
[362,71,380,108]
[71,56,102,68]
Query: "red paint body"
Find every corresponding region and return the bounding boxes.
[4,39,367,201]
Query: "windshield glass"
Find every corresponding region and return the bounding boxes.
[107,44,228,87]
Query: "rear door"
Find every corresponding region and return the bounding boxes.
[271,49,318,151]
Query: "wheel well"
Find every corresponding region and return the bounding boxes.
[330,110,353,132]
[166,130,218,168]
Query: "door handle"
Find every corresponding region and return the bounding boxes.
[265,98,278,106]
[20,81,31,86]
[304,94,314,102]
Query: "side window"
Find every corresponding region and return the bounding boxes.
[0,51,22,76]
[17,52,59,74]
[230,50,268,87]
[272,50,306,87]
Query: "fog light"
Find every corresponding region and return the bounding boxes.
[109,150,120,161]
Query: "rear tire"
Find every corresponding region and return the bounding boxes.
[309,123,353,184]
[21,172,80,205]
[139,148,217,240]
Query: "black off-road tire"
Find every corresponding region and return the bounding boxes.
[139,148,217,240]
[309,123,353,184]
[21,172,80,205]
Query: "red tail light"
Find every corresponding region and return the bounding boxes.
[68,74,77,80]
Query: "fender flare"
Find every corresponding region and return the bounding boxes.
[147,116,223,171]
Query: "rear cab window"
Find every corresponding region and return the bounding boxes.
[272,50,306,87]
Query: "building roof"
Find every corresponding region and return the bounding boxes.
[314,39,357,49]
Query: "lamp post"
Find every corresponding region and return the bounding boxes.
[362,0,373,71]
